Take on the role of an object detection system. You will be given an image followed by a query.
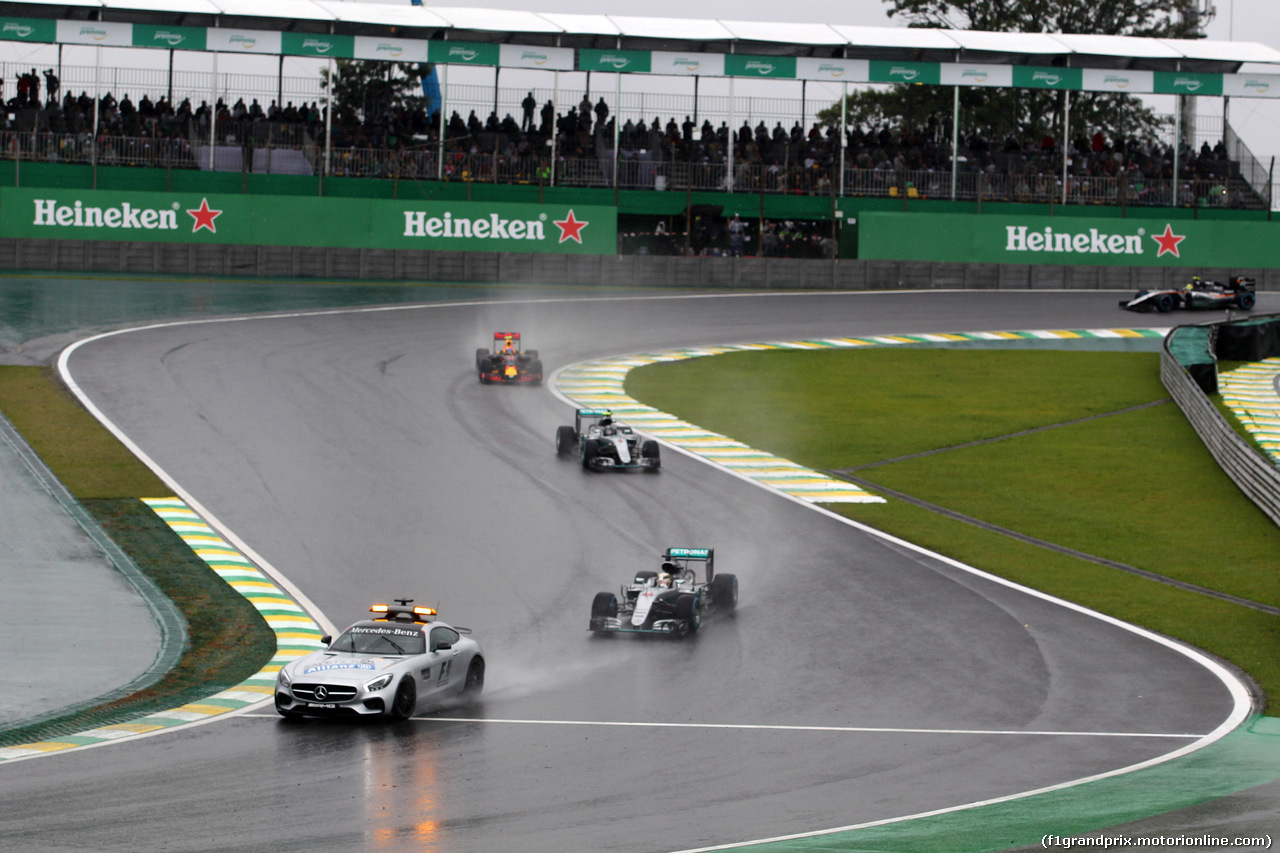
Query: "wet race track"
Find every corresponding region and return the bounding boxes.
[0,291,1247,852]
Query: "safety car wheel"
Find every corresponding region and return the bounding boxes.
[711,573,738,612]
[1155,294,1174,312]
[463,657,485,698]
[556,426,576,454]
[674,594,701,633]
[391,677,417,720]
[1238,292,1256,310]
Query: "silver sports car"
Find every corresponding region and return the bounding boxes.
[274,600,484,719]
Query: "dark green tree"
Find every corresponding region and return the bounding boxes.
[821,0,1210,156]
[320,60,429,126]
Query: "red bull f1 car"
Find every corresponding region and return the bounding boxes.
[556,408,660,472]
[476,332,543,384]
[1119,276,1256,312]
[589,548,738,636]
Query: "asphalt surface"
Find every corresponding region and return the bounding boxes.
[0,289,1271,852]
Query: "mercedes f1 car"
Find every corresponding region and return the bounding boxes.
[556,408,660,472]
[589,548,737,636]
[1119,276,1256,312]
[274,600,484,719]
[476,331,543,384]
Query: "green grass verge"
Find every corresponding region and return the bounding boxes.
[626,347,1280,713]
[0,367,277,746]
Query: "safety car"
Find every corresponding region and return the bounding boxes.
[274,600,484,719]
[589,548,737,636]
[477,331,543,384]
[1119,276,1256,312]
[556,408,660,472]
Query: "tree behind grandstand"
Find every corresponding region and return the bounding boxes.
[821,0,1208,154]
[321,61,429,128]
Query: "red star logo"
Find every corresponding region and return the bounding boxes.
[1152,224,1186,258]
[553,209,588,244]
[186,198,223,234]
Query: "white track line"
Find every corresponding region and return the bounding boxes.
[240,713,1202,739]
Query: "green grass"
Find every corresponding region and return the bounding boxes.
[0,366,276,746]
[626,347,1280,713]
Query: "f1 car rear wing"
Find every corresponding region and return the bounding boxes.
[662,547,715,581]
[492,331,521,341]
[575,408,612,433]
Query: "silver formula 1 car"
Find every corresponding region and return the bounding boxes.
[589,548,737,636]
[1119,276,1256,312]
[556,408,660,472]
[274,600,484,719]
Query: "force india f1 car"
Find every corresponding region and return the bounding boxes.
[1119,276,1256,312]
[476,331,543,384]
[590,548,738,636]
[556,408,660,472]
[274,600,484,719]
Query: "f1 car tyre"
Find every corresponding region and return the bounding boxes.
[641,439,661,472]
[525,349,538,359]
[556,426,577,455]
[1239,292,1257,310]
[463,657,485,698]
[582,438,600,469]
[675,593,701,633]
[391,676,417,720]
[1155,293,1174,313]
[711,573,738,612]
[592,592,618,619]
[475,348,489,369]
[529,359,544,385]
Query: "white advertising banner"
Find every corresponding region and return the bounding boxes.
[795,57,869,82]
[1223,73,1280,98]
[941,63,1014,87]
[353,36,429,63]
[56,20,132,47]
[499,44,574,71]
[649,51,725,77]
[206,28,283,55]
[1081,68,1154,94]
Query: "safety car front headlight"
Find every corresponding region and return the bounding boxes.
[276,667,292,687]
[364,673,394,692]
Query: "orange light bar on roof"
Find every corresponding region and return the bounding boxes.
[370,604,390,613]
[414,607,437,616]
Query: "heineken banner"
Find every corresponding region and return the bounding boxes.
[858,212,1280,268]
[0,189,616,255]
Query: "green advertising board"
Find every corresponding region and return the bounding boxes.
[1011,66,1083,90]
[578,49,651,74]
[725,55,797,79]
[0,189,616,255]
[132,24,206,51]
[858,211,1280,267]
[0,18,56,42]
[428,41,500,66]
[281,32,354,59]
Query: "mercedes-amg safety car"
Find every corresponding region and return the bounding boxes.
[1119,276,1256,312]
[476,331,543,384]
[556,408,660,472]
[589,548,737,636]
[274,600,484,719]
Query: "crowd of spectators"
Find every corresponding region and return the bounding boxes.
[0,75,1259,213]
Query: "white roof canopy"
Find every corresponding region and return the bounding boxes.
[1,0,1276,71]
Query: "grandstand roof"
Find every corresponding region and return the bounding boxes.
[3,0,1279,72]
